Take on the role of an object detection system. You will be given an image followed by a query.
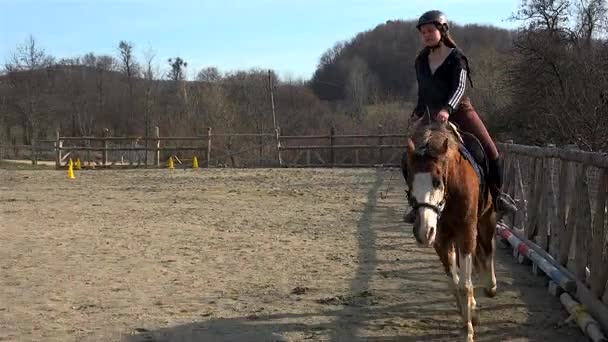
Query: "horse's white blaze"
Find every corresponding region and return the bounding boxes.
[412,172,444,245]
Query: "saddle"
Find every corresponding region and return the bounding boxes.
[446,122,490,212]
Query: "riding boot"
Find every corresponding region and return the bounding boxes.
[488,158,518,215]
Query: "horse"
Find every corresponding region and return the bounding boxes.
[402,119,497,342]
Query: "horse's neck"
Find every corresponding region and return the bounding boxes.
[446,149,476,199]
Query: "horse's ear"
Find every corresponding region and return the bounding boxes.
[440,138,449,154]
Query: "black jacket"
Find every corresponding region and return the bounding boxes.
[413,47,472,117]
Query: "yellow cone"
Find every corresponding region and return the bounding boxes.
[76,158,82,170]
[168,156,174,169]
[68,161,76,179]
[192,156,199,169]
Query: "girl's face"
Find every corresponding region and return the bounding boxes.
[419,23,442,47]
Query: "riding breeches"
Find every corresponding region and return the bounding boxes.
[450,97,499,161]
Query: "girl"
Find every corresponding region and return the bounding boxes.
[403,10,517,223]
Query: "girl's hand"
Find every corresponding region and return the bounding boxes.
[437,110,449,123]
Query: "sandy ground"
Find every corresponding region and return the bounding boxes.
[0,167,587,342]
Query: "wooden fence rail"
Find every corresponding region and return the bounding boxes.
[498,141,608,332]
[5,126,409,168]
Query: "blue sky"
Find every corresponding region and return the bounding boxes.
[0,0,520,80]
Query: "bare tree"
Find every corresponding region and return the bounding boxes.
[505,0,608,150]
[4,36,55,144]
[142,45,158,140]
[197,67,222,83]
[5,35,55,72]
[575,0,607,44]
[510,0,572,33]
[117,41,140,134]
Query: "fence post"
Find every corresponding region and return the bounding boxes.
[275,126,283,167]
[30,136,37,165]
[378,124,384,166]
[144,130,149,167]
[545,144,560,255]
[55,129,61,169]
[154,126,160,167]
[591,169,607,298]
[102,128,109,166]
[207,127,212,168]
[330,126,335,167]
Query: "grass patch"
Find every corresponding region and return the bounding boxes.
[0,160,55,170]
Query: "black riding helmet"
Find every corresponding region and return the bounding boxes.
[416,10,449,31]
[415,10,475,88]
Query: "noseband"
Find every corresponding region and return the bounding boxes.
[412,196,446,217]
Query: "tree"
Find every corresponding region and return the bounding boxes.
[510,0,572,33]
[197,67,222,83]
[503,0,608,150]
[575,0,607,44]
[142,45,158,140]
[4,35,55,144]
[167,57,187,81]
[117,41,140,134]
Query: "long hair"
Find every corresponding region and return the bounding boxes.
[441,28,458,49]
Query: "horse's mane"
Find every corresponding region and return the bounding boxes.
[411,122,459,158]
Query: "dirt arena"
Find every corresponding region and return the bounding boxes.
[0,167,586,341]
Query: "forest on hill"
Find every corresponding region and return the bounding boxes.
[1,0,606,152]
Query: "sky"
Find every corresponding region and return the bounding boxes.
[0,0,521,81]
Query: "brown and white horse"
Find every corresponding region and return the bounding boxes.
[403,120,497,342]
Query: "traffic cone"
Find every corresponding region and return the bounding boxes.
[76,158,82,170]
[68,159,76,179]
[168,156,174,169]
[192,156,199,169]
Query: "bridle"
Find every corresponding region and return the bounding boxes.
[413,198,446,217]
[409,143,449,218]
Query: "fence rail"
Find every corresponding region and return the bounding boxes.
[499,141,608,332]
[2,126,409,168]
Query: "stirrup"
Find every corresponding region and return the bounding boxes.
[494,192,518,214]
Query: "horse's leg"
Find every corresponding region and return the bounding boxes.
[478,211,498,297]
[482,237,497,298]
[448,243,465,316]
[434,239,462,314]
[459,249,476,341]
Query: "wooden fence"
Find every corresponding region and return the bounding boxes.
[278,127,408,167]
[31,127,276,168]
[9,126,408,168]
[499,141,608,331]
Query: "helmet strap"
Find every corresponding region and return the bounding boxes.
[429,42,442,52]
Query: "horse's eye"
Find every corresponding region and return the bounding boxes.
[432,177,441,188]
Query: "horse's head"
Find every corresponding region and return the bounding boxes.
[405,122,456,247]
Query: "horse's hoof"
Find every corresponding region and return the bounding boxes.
[484,287,497,298]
